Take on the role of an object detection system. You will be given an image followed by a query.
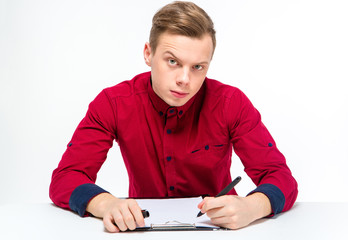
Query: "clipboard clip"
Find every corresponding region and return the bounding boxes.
[151,220,196,230]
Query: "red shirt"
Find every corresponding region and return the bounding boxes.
[50,72,298,215]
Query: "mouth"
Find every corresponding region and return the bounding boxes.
[170,90,189,99]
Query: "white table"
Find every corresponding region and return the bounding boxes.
[0,202,347,240]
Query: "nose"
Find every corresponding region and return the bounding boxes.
[176,67,190,86]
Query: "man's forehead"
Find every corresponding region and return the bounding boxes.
[155,32,213,62]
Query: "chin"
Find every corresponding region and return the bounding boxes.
[163,94,191,107]
[173,99,190,107]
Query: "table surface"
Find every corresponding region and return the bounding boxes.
[0,202,347,240]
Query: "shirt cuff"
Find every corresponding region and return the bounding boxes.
[69,183,108,217]
[248,183,285,215]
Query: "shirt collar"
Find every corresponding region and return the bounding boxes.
[147,75,205,119]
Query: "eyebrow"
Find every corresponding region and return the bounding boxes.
[163,51,209,65]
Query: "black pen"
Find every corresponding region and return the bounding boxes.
[142,209,150,218]
[197,176,242,217]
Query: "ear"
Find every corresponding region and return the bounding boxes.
[143,42,152,67]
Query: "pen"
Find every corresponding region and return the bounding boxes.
[142,209,150,218]
[197,176,242,217]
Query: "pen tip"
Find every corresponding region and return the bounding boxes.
[197,211,203,217]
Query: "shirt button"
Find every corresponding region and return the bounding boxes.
[169,186,175,191]
[169,109,174,114]
[68,143,72,147]
[167,129,172,134]
[159,111,164,116]
[179,110,183,115]
[166,156,172,161]
[205,145,209,150]
[268,143,273,147]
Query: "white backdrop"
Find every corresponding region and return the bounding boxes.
[1,0,347,205]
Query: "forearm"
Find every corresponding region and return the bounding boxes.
[49,170,95,210]
[86,192,118,218]
[245,192,272,221]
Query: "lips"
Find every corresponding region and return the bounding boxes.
[170,90,189,98]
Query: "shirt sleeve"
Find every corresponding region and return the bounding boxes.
[69,183,109,217]
[225,88,298,214]
[49,89,117,214]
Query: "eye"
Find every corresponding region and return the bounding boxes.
[168,59,177,65]
[193,65,203,70]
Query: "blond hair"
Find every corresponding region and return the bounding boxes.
[149,1,216,54]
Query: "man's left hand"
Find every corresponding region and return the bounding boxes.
[197,192,272,229]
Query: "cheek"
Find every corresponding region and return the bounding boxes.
[192,77,205,92]
[152,62,170,81]
[152,76,168,97]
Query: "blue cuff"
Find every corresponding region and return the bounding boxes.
[248,184,285,215]
[69,183,108,217]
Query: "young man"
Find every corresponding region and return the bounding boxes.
[50,1,298,232]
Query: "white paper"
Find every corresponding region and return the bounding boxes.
[136,197,218,228]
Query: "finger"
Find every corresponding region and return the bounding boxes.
[197,198,208,209]
[206,196,238,218]
[128,200,145,227]
[199,197,212,212]
[205,206,226,218]
[201,197,225,213]
[120,206,137,230]
[210,215,232,225]
[198,194,213,211]
[103,213,119,233]
[112,209,128,232]
[211,216,240,230]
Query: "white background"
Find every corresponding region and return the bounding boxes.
[0,0,347,205]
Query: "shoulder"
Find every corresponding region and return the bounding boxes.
[204,77,256,121]
[205,77,245,101]
[102,72,150,99]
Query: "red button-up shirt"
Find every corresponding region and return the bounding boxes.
[50,72,297,214]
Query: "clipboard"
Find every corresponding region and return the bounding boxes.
[132,221,225,231]
[130,197,229,231]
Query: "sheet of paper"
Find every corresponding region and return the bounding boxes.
[136,197,218,228]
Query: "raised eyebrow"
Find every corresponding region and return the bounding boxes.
[195,61,209,66]
[164,51,180,60]
[195,59,209,65]
[164,51,209,65]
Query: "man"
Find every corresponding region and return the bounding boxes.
[50,1,298,232]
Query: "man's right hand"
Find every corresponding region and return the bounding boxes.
[86,193,145,232]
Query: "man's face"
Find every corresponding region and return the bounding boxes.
[144,32,214,107]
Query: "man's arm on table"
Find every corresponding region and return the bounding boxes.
[86,193,145,232]
[199,88,298,229]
